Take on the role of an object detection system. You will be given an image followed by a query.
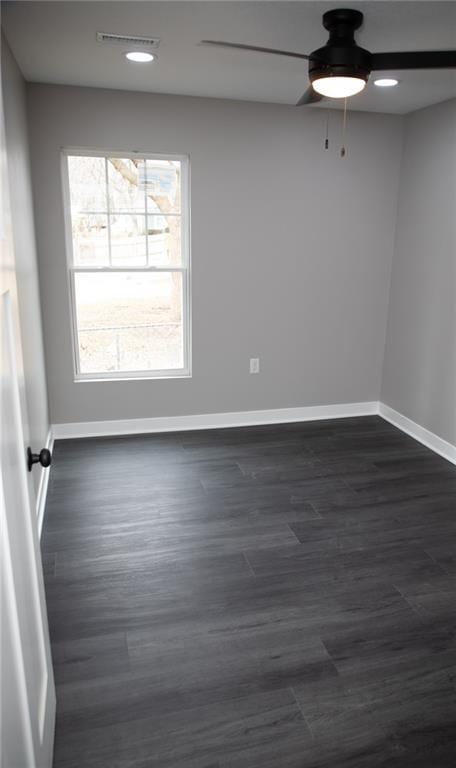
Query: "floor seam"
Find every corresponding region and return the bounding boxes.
[289,687,316,739]
[241,551,257,578]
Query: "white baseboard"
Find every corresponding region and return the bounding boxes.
[52,401,378,440]
[36,427,54,538]
[50,400,456,468]
[379,403,456,466]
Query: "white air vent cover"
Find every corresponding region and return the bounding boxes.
[96,32,160,49]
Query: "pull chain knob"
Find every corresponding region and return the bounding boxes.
[27,447,52,472]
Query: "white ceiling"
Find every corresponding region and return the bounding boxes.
[3,1,456,114]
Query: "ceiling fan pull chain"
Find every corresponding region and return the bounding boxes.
[325,114,330,149]
[341,98,348,158]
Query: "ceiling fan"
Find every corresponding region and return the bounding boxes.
[200,7,456,105]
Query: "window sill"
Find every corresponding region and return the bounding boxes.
[74,372,192,383]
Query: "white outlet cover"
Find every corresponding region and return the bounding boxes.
[250,358,260,374]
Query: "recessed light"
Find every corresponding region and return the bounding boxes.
[374,78,399,87]
[125,51,155,63]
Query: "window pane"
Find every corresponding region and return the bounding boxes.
[110,214,147,266]
[145,159,181,213]
[74,272,184,374]
[107,158,146,213]
[147,215,182,266]
[71,214,109,266]
[68,156,107,213]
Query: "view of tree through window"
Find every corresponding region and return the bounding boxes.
[65,153,189,377]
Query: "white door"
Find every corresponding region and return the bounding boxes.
[0,73,56,768]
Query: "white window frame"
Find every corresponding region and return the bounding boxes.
[61,148,191,382]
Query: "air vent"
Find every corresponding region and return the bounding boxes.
[96,32,160,49]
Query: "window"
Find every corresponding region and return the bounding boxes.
[63,150,190,380]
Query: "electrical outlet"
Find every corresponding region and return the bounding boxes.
[249,358,260,374]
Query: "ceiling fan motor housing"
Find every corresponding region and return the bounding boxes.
[309,9,372,86]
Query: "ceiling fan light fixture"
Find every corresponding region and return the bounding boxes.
[312,75,367,98]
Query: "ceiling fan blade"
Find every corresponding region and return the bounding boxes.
[371,50,456,71]
[200,40,309,61]
[296,87,323,106]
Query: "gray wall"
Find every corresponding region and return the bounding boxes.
[2,38,49,494]
[382,98,456,445]
[27,83,402,425]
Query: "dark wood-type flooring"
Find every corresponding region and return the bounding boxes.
[42,416,456,767]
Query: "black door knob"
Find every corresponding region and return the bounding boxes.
[27,447,52,472]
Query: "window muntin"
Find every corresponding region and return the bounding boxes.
[64,152,190,379]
